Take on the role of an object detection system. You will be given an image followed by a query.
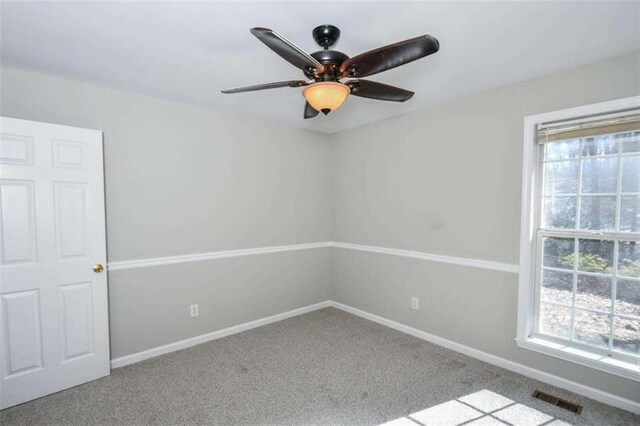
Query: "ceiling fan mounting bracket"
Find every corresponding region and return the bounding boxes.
[312,25,341,49]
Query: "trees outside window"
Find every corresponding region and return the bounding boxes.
[536,131,639,358]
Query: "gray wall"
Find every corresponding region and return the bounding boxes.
[330,52,640,403]
[2,53,638,401]
[0,67,332,358]
[1,68,332,261]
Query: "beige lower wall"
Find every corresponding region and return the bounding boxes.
[331,248,640,403]
[109,248,331,359]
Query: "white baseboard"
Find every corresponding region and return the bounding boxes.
[110,299,639,415]
[110,301,332,369]
[329,301,640,415]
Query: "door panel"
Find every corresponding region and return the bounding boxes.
[1,290,43,376]
[52,140,87,169]
[59,282,93,361]
[54,182,89,259]
[0,180,37,264]
[0,134,34,166]
[0,117,109,409]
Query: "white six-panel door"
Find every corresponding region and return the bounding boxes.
[0,117,109,409]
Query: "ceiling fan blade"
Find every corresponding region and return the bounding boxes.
[221,80,308,94]
[347,80,414,102]
[340,35,439,78]
[250,27,325,74]
[304,101,319,119]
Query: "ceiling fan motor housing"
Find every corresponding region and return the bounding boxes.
[307,49,350,80]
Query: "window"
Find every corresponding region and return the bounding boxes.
[518,97,640,380]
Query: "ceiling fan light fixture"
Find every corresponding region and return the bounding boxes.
[302,82,350,114]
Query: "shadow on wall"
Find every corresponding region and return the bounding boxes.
[380,389,573,426]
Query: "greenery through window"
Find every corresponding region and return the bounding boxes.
[536,131,639,359]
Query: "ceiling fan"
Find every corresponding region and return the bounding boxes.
[221,25,440,118]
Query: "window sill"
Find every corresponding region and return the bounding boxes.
[516,337,640,381]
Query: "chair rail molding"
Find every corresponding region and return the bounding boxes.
[107,242,332,271]
[107,241,520,273]
[330,241,520,273]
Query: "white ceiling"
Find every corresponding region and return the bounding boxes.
[2,1,639,134]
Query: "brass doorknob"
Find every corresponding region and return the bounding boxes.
[93,264,104,273]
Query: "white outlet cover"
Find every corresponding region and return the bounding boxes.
[411,297,419,310]
[190,304,199,317]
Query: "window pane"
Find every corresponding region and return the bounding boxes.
[544,161,578,194]
[542,237,574,270]
[536,126,640,361]
[574,309,610,349]
[545,139,579,161]
[613,317,640,355]
[620,196,640,232]
[618,240,640,278]
[615,279,640,317]
[581,157,617,193]
[577,239,614,274]
[581,136,617,157]
[539,303,571,339]
[576,275,611,312]
[542,197,576,229]
[578,196,616,231]
[621,156,640,193]
[541,270,572,304]
[621,132,640,154]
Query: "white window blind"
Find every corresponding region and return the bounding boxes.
[537,111,640,143]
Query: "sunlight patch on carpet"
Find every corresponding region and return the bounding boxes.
[379,389,573,426]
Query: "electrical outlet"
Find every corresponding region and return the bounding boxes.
[411,297,419,310]
[190,304,199,317]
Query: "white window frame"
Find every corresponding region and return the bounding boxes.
[517,96,640,381]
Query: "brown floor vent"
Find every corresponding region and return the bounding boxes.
[532,390,583,414]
